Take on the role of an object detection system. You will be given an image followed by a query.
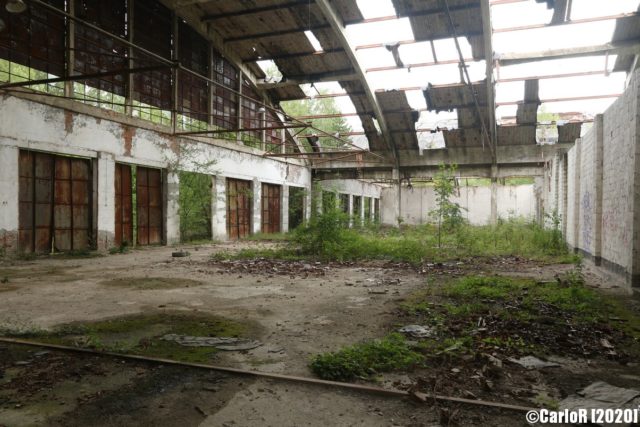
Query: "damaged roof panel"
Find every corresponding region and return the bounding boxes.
[423,81,488,111]
[376,90,419,151]
[557,122,582,143]
[391,0,485,59]
[497,125,536,146]
[612,5,640,72]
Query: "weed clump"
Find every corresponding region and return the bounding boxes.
[309,334,424,381]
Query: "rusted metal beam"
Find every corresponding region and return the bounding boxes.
[494,12,639,33]
[224,24,331,43]
[202,1,312,21]
[366,57,474,73]
[256,69,358,88]
[175,124,308,136]
[497,93,621,106]
[265,150,371,157]
[242,47,344,63]
[0,64,176,90]
[0,337,536,413]
[497,39,640,65]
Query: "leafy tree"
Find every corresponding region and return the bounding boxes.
[264,64,352,149]
[429,163,465,247]
[179,172,212,242]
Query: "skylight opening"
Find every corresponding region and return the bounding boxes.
[256,60,282,81]
[304,30,323,52]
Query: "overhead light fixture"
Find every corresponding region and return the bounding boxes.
[6,0,27,13]
[0,18,5,32]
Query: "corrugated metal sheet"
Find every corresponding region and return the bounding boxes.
[376,90,419,151]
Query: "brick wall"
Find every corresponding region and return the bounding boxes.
[555,68,640,288]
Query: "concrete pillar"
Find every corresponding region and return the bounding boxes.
[490,164,498,224]
[252,179,262,234]
[96,152,116,251]
[572,139,582,250]
[392,168,401,226]
[0,145,19,252]
[303,186,312,222]
[593,114,604,264]
[360,195,366,225]
[370,197,375,222]
[281,185,290,233]
[212,176,227,240]
[165,171,180,245]
[348,194,354,228]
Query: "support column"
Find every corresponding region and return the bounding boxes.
[0,145,19,252]
[281,185,290,233]
[252,179,262,234]
[593,114,604,264]
[392,168,401,227]
[348,194,354,228]
[303,185,312,222]
[96,152,116,251]
[490,164,498,224]
[360,195,366,225]
[370,197,375,222]
[165,171,180,245]
[212,176,227,240]
[572,138,582,251]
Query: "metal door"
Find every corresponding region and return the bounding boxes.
[114,163,133,246]
[261,183,281,234]
[226,178,252,239]
[136,166,163,245]
[18,150,91,253]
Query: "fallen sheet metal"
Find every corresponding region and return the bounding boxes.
[161,334,263,351]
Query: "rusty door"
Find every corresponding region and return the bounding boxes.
[53,156,91,251]
[18,150,91,253]
[261,183,281,234]
[136,166,163,246]
[226,178,252,240]
[114,163,133,246]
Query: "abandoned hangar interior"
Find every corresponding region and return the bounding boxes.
[1,0,640,424]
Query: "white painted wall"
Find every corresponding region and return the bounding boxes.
[0,95,311,249]
[381,184,536,226]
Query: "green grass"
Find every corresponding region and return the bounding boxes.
[0,312,254,364]
[309,334,424,381]
[213,216,579,265]
[400,274,640,359]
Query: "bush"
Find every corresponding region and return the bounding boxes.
[309,334,424,381]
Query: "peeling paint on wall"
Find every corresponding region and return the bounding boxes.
[122,125,136,157]
[64,110,74,134]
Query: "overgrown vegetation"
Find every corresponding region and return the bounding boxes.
[309,334,424,381]
[401,274,640,360]
[430,164,465,247]
[179,171,213,242]
[217,215,578,265]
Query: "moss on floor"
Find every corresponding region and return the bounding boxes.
[0,311,257,364]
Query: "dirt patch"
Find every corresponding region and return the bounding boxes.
[100,277,204,290]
